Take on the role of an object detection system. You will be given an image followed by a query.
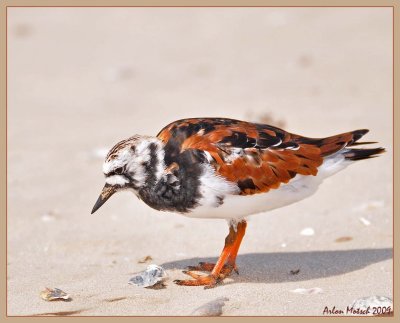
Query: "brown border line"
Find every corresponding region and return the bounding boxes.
[393,6,396,322]
[394,0,400,318]
[1,0,398,321]
[2,5,398,7]
[1,0,399,7]
[0,1,7,322]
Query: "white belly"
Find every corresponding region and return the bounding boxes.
[184,153,350,220]
[185,174,323,219]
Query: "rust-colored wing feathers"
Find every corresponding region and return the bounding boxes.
[157,118,369,195]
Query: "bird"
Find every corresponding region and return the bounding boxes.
[91,117,385,288]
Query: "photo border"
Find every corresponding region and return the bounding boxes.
[1,0,398,321]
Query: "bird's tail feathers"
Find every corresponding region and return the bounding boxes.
[342,147,386,161]
[311,129,385,161]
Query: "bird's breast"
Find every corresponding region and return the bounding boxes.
[184,173,325,220]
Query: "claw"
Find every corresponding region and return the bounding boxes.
[185,262,215,272]
[176,262,238,287]
[182,270,202,279]
[173,274,217,287]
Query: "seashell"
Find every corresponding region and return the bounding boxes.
[40,288,71,301]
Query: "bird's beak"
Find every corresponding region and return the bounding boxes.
[91,184,117,214]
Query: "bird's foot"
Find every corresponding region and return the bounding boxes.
[186,262,239,275]
[174,273,220,289]
[174,263,237,288]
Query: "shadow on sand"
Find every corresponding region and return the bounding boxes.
[161,248,392,284]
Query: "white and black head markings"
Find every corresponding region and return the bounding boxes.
[91,135,166,214]
[103,135,165,191]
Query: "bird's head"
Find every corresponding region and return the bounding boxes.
[91,135,164,214]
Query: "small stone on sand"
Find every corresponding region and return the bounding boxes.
[290,287,323,295]
[359,217,371,226]
[129,265,168,288]
[40,288,71,302]
[191,297,229,316]
[335,236,353,243]
[300,227,315,236]
[138,255,153,264]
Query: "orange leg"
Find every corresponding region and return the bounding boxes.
[174,220,247,288]
[226,221,247,274]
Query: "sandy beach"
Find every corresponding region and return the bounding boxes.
[7,7,393,316]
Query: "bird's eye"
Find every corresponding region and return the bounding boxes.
[114,167,123,175]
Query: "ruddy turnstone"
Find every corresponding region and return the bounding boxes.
[91,117,385,288]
